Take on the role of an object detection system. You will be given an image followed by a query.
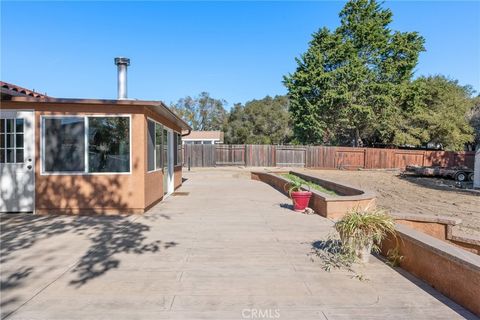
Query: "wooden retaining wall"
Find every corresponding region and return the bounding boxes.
[183,144,475,170]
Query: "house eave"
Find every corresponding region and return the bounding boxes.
[6,96,192,131]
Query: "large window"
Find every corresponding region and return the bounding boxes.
[44,117,85,172]
[88,117,130,173]
[42,116,130,174]
[147,119,163,172]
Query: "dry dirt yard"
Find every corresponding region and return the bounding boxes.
[302,169,480,238]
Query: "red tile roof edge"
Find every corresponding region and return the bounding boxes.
[0,81,50,99]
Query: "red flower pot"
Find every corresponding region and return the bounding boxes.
[290,191,312,212]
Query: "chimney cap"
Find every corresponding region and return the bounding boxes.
[114,57,130,66]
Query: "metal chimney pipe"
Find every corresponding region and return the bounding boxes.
[114,57,130,100]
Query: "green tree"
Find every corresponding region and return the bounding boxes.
[469,96,480,149]
[224,95,292,144]
[284,0,425,146]
[171,92,227,130]
[394,76,474,151]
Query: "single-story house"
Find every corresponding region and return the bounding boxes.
[182,130,224,145]
[1,72,191,214]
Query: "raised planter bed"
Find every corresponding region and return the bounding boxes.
[251,170,376,219]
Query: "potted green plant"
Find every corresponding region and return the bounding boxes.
[286,176,312,212]
[335,208,395,263]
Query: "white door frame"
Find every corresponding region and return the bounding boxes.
[162,128,174,198]
[0,109,35,213]
[166,128,174,195]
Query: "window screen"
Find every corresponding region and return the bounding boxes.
[147,120,155,171]
[176,133,182,166]
[163,128,168,168]
[44,117,85,172]
[173,133,178,165]
[88,117,130,173]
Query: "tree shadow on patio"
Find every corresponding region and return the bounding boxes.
[0,214,179,318]
[0,159,180,317]
[68,215,178,287]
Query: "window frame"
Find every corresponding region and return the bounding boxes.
[146,117,164,173]
[40,114,132,176]
[0,117,26,164]
[174,131,182,166]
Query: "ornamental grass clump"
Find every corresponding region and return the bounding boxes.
[285,175,308,194]
[335,208,396,263]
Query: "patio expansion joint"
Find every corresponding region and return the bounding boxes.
[168,295,177,311]
[303,281,313,296]
[183,252,191,264]
[321,310,329,320]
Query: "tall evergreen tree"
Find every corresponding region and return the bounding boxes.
[284,0,425,146]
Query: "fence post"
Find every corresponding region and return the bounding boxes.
[363,148,367,169]
[273,145,277,167]
[306,145,311,168]
[213,144,216,167]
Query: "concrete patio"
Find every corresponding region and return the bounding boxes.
[0,168,476,319]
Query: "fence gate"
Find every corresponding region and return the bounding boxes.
[275,146,306,167]
[183,144,215,167]
[215,145,246,166]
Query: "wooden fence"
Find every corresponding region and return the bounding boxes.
[183,144,475,170]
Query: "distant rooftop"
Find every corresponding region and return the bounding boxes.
[183,130,224,142]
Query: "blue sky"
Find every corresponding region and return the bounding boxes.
[1,1,479,108]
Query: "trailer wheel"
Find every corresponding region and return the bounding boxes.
[468,173,474,182]
[454,171,467,182]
